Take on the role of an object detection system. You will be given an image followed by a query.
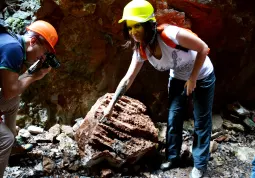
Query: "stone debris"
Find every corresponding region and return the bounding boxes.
[33,132,55,143]
[27,125,44,134]
[3,99,255,178]
[48,124,61,137]
[61,125,74,138]
[209,140,219,153]
[223,119,245,132]
[212,114,223,132]
[43,157,55,174]
[72,117,84,132]
[101,168,113,178]
[18,128,31,138]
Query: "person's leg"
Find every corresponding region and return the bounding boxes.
[251,156,255,178]
[0,93,20,136]
[0,91,20,177]
[191,72,215,175]
[166,77,188,163]
[0,123,15,178]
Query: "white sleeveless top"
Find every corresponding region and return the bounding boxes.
[132,25,214,81]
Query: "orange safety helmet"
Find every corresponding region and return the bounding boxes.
[26,20,58,53]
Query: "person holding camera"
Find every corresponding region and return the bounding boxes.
[102,0,215,178]
[0,20,58,178]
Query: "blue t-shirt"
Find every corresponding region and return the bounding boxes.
[0,33,25,73]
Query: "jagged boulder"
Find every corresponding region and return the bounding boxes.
[75,93,158,168]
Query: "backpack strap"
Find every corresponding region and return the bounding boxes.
[138,24,209,61]
[160,24,210,54]
[139,45,148,60]
[157,24,179,49]
[159,24,196,53]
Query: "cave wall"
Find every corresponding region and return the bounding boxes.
[4,0,254,124]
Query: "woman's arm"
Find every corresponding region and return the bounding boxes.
[176,29,209,95]
[101,55,144,122]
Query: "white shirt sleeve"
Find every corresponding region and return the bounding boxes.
[132,50,145,63]
[164,25,181,45]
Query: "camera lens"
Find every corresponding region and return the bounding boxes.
[46,53,60,68]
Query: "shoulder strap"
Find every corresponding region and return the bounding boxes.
[160,29,178,49]
[159,24,192,52]
[139,45,148,60]
[159,24,210,54]
[138,24,209,61]
[138,24,189,61]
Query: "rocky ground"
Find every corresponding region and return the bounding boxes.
[3,99,255,178]
[3,126,255,178]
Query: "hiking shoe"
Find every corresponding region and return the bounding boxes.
[11,137,33,155]
[160,160,179,171]
[11,143,33,155]
[189,167,206,178]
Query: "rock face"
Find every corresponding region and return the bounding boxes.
[75,93,158,168]
[2,0,255,125]
[37,0,255,124]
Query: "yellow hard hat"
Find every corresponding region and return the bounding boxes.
[118,0,156,23]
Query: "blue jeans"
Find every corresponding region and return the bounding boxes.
[251,157,255,178]
[166,71,215,170]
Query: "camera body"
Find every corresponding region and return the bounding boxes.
[28,52,60,74]
[42,52,60,69]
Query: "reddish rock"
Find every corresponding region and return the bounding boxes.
[43,156,55,174]
[165,0,223,45]
[156,8,191,28]
[19,0,255,124]
[101,169,114,178]
[214,135,228,142]
[75,93,158,167]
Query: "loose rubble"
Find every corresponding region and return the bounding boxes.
[4,99,255,178]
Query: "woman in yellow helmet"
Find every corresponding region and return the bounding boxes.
[102,1,215,177]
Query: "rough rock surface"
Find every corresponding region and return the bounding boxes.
[4,117,255,177]
[2,0,254,125]
[75,93,158,168]
[3,101,255,177]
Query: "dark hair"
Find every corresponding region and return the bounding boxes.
[122,20,158,56]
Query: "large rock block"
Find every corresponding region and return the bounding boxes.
[75,93,158,168]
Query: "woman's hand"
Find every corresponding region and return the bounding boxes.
[184,79,196,96]
[100,105,114,123]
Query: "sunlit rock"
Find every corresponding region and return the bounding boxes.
[28,125,44,134]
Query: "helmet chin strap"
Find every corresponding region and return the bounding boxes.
[149,22,157,45]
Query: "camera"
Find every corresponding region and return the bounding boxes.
[28,52,60,74]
